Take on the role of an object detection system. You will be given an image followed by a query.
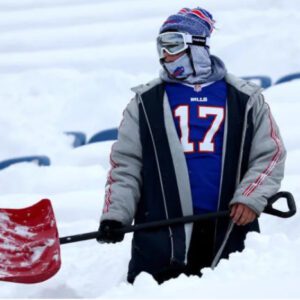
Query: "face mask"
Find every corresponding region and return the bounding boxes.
[163,53,194,80]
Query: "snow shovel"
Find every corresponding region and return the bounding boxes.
[0,199,60,284]
[0,191,296,284]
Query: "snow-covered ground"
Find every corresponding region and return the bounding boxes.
[0,0,299,298]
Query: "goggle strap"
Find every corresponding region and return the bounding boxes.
[189,36,209,47]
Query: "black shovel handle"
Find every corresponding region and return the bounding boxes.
[59,191,296,245]
[263,191,296,218]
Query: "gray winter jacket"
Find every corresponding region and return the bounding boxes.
[100,73,286,279]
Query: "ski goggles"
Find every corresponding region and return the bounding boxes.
[157,32,210,59]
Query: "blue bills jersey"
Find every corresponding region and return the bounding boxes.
[166,80,227,213]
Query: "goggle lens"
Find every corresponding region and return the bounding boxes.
[157,33,187,58]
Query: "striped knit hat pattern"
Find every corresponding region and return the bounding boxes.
[159,7,215,38]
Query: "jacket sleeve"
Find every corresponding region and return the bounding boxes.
[100,96,142,225]
[230,93,287,215]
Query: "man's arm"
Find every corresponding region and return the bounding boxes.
[230,93,287,225]
[100,96,142,227]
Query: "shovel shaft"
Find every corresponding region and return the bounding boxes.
[59,210,229,245]
[59,191,296,245]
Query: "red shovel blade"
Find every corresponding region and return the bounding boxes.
[0,199,61,284]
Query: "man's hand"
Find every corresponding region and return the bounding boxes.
[97,220,125,243]
[230,203,257,226]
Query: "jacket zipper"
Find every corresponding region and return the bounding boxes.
[212,99,250,263]
[213,101,228,256]
[138,95,175,263]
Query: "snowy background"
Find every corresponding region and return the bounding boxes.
[0,0,299,298]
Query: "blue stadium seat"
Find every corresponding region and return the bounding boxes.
[65,131,86,147]
[0,156,51,170]
[88,128,118,144]
[242,76,272,89]
[275,73,300,85]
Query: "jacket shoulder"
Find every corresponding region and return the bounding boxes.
[131,78,163,95]
[225,73,262,97]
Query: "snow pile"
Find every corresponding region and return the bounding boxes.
[0,0,299,298]
[104,231,300,299]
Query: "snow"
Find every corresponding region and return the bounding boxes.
[0,213,9,221]
[30,239,55,264]
[0,0,299,298]
[0,210,56,280]
[14,224,36,238]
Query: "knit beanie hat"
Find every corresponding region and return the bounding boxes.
[159,7,226,84]
[159,7,215,38]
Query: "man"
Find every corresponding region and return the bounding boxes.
[97,7,286,284]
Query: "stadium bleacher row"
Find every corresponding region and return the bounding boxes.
[1,72,299,171]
